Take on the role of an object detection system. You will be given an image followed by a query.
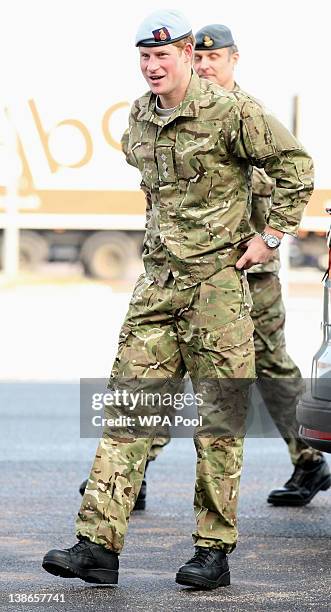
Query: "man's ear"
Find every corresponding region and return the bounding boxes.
[183,42,194,63]
[232,51,240,67]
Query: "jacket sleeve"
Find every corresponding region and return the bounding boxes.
[120,107,139,169]
[250,167,274,233]
[140,180,152,216]
[121,104,152,216]
[120,128,129,156]
[228,99,314,236]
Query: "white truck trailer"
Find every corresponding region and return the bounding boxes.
[0,1,330,278]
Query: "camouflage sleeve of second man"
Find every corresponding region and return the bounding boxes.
[228,95,314,236]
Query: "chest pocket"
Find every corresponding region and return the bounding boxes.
[175,123,224,180]
[155,146,176,184]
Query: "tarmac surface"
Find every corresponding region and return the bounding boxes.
[1,382,330,611]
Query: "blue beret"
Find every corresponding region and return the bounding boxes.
[135,9,192,47]
[195,24,235,51]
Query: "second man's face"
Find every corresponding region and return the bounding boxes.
[194,48,238,90]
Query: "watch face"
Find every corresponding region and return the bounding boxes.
[267,235,280,248]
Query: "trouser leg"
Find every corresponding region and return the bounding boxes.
[248,272,322,465]
[176,267,255,552]
[76,435,152,552]
[193,436,244,553]
[76,274,185,552]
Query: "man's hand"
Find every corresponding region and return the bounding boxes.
[236,225,284,270]
[235,235,272,270]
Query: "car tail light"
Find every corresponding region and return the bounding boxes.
[300,426,331,440]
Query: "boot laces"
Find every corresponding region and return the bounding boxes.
[68,539,92,555]
[286,460,321,488]
[191,547,212,566]
[286,465,304,488]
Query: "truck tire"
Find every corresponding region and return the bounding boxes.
[0,230,48,269]
[80,231,137,280]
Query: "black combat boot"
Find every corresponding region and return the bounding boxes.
[42,538,119,584]
[267,456,331,506]
[176,546,230,589]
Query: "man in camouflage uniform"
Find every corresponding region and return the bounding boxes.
[194,23,330,507]
[42,10,315,589]
[78,22,329,509]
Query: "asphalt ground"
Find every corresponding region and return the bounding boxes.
[0,265,329,609]
[0,383,330,611]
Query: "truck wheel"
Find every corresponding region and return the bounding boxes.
[80,231,137,280]
[0,230,48,269]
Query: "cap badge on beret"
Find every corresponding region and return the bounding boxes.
[153,27,171,43]
[203,35,214,48]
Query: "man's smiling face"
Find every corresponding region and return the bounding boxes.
[139,44,188,99]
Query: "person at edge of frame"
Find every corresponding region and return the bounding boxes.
[79,23,331,512]
[42,9,316,590]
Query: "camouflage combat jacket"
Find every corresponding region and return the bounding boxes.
[233,84,279,274]
[123,71,313,289]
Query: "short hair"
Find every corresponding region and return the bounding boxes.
[172,33,196,51]
[228,44,239,55]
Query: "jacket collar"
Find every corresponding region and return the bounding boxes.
[137,70,201,124]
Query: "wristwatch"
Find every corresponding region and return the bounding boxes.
[260,231,281,249]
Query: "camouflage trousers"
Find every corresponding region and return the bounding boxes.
[149,271,320,466]
[248,271,321,465]
[76,267,255,554]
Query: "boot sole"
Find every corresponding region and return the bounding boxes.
[268,474,331,506]
[175,570,230,589]
[42,557,118,584]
